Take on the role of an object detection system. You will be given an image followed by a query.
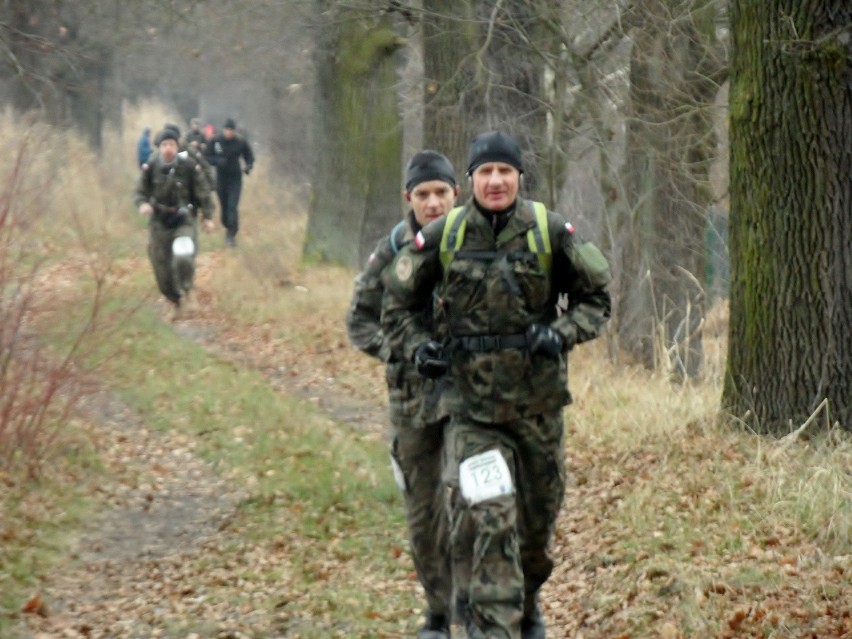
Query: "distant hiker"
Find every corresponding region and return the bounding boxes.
[208,117,254,248]
[183,117,206,152]
[176,120,216,189]
[136,126,152,168]
[135,127,216,320]
[156,121,216,194]
[346,151,460,639]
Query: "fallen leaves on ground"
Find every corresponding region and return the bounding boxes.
[9,253,851,639]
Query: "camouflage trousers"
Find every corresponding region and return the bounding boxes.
[444,411,566,639]
[388,385,452,618]
[147,216,199,304]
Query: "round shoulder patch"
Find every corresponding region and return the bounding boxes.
[395,254,414,282]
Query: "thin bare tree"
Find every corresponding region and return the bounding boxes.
[616,0,726,379]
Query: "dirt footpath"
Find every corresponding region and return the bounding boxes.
[12,284,390,639]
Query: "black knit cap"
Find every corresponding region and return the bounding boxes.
[405,150,456,192]
[466,131,523,175]
[223,118,236,130]
[154,128,180,145]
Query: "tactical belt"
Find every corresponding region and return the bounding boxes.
[154,203,180,215]
[452,333,528,352]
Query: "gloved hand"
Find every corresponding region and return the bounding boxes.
[525,323,563,360]
[243,165,252,175]
[413,340,448,379]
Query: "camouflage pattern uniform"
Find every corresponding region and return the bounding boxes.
[183,128,205,150]
[183,124,216,186]
[346,211,453,625]
[382,199,611,639]
[135,150,215,305]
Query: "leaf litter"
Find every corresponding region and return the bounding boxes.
[8,253,851,638]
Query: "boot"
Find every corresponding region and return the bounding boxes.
[170,299,183,322]
[520,604,545,639]
[457,601,484,639]
[182,289,199,314]
[417,611,450,639]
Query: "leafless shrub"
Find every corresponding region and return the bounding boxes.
[0,130,95,479]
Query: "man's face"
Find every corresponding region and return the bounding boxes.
[406,179,458,227]
[159,139,178,163]
[223,127,235,139]
[471,162,520,211]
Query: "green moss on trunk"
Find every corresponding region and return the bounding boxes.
[723,0,852,433]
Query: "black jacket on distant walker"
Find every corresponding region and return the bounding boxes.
[209,133,254,240]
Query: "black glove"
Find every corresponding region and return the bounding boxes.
[413,341,448,379]
[525,323,563,360]
[243,165,252,175]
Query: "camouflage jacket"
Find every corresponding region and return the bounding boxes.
[183,130,206,151]
[135,151,214,221]
[346,211,446,423]
[382,198,612,423]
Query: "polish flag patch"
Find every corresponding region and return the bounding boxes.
[565,222,575,234]
[367,252,377,265]
[414,231,426,249]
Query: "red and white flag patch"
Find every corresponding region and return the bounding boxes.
[565,222,575,234]
[415,231,426,249]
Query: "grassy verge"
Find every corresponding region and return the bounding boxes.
[109,311,415,637]
[547,359,851,638]
[0,450,104,624]
[2,256,421,637]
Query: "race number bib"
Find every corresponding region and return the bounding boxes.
[172,236,195,257]
[459,449,513,505]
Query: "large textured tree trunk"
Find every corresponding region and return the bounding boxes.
[471,0,552,201]
[421,0,481,180]
[306,0,405,268]
[723,1,852,433]
[421,2,556,201]
[616,1,721,379]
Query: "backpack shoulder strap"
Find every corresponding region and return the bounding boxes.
[439,206,467,272]
[389,220,407,255]
[525,200,552,275]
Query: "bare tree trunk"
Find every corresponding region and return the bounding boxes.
[471,0,552,201]
[0,1,113,151]
[422,0,481,179]
[723,1,852,433]
[69,52,110,153]
[306,0,405,268]
[420,1,557,200]
[617,1,722,379]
